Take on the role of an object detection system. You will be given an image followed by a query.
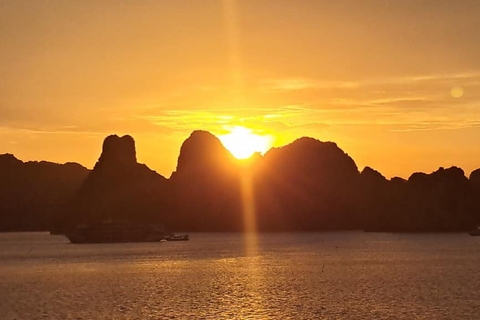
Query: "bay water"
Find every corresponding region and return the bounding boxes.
[1,232,479,319]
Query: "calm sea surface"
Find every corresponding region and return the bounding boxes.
[0,232,479,319]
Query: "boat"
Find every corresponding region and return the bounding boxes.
[164,233,189,241]
[64,221,165,244]
[469,226,480,236]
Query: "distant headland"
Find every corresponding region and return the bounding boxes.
[1,131,479,233]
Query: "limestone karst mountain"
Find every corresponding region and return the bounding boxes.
[63,135,171,228]
[1,131,480,232]
[470,169,480,220]
[363,167,476,231]
[170,130,244,231]
[0,154,88,231]
[255,137,362,231]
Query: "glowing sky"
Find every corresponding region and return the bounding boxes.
[1,0,480,178]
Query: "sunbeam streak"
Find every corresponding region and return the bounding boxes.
[221,0,244,105]
[241,168,257,238]
[239,166,266,318]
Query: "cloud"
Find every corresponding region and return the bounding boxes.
[388,119,480,132]
[2,70,479,140]
[134,105,325,137]
[0,117,174,136]
[260,78,359,92]
[259,71,480,94]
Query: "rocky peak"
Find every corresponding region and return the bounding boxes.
[263,137,359,178]
[172,130,236,178]
[96,135,137,169]
[470,168,480,188]
[0,153,22,167]
[361,166,387,184]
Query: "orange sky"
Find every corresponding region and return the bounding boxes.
[1,0,480,178]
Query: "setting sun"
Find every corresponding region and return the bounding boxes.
[219,126,273,159]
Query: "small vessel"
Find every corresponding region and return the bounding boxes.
[64,221,165,244]
[164,233,189,241]
[469,226,480,236]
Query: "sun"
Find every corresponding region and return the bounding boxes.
[219,126,273,159]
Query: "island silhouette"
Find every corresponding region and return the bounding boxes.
[1,131,479,233]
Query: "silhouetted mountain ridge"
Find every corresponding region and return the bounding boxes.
[1,131,480,232]
[0,154,89,231]
[364,166,475,232]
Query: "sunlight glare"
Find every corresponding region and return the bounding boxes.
[451,86,464,98]
[219,126,273,159]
